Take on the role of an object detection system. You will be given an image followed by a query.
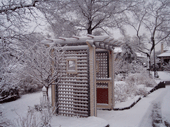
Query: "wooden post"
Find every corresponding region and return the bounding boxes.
[110,50,115,109]
[86,41,97,116]
[50,48,56,112]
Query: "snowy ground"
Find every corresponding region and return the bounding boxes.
[153,71,170,83]
[1,71,170,127]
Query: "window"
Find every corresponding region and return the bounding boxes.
[67,58,77,74]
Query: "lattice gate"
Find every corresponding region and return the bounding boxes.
[56,48,90,117]
[96,51,110,105]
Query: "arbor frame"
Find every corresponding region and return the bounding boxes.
[42,35,121,117]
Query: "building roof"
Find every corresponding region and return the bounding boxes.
[157,50,170,57]
[164,46,170,52]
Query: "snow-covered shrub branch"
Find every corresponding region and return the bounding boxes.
[22,42,65,97]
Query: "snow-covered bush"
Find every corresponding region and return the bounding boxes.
[115,70,156,103]
[114,81,137,103]
[19,76,42,94]
[125,72,156,87]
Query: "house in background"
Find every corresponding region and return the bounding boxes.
[157,43,170,69]
[136,52,148,67]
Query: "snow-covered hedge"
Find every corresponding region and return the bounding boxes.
[125,73,156,87]
[19,76,43,94]
[114,81,138,103]
[115,72,156,103]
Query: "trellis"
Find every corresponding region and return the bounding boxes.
[42,35,121,117]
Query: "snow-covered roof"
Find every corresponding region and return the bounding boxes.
[157,50,170,57]
[164,46,170,52]
[41,35,122,51]
[136,52,147,58]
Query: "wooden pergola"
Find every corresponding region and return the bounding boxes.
[42,35,122,117]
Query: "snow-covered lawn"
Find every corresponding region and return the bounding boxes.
[1,89,109,127]
[1,71,170,127]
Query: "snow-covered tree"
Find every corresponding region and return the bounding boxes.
[21,41,65,97]
[0,37,24,99]
[39,0,142,36]
[126,0,170,70]
[115,37,144,75]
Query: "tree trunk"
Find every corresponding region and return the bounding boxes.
[46,86,49,101]
[87,21,92,34]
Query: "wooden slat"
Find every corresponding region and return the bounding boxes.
[58,83,88,87]
[59,106,88,111]
[59,96,88,100]
[58,93,88,97]
[59,109,88,114]
[59,90,88,94]
[61,80,88,83]
[60,77,88,80]
[58,112,88,117]
[59,99,88,104]
[59,102,88,107]
[58,86,88,90]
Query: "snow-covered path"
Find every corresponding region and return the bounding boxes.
[98,86,170,127]
[139,86,170,127]
[161,86,170,126]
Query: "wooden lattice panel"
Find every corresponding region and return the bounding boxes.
[96,51,109,78]
[56,49,90,117]
[96,82,108,88]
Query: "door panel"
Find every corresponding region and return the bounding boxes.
[97,88,108,104]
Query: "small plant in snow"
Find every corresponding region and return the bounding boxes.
[14,107,40,127]
[0,104,11,127]
[14,100,55,127]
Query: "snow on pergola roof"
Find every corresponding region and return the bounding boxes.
[41,35,122,50]
[157,50,170,57]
